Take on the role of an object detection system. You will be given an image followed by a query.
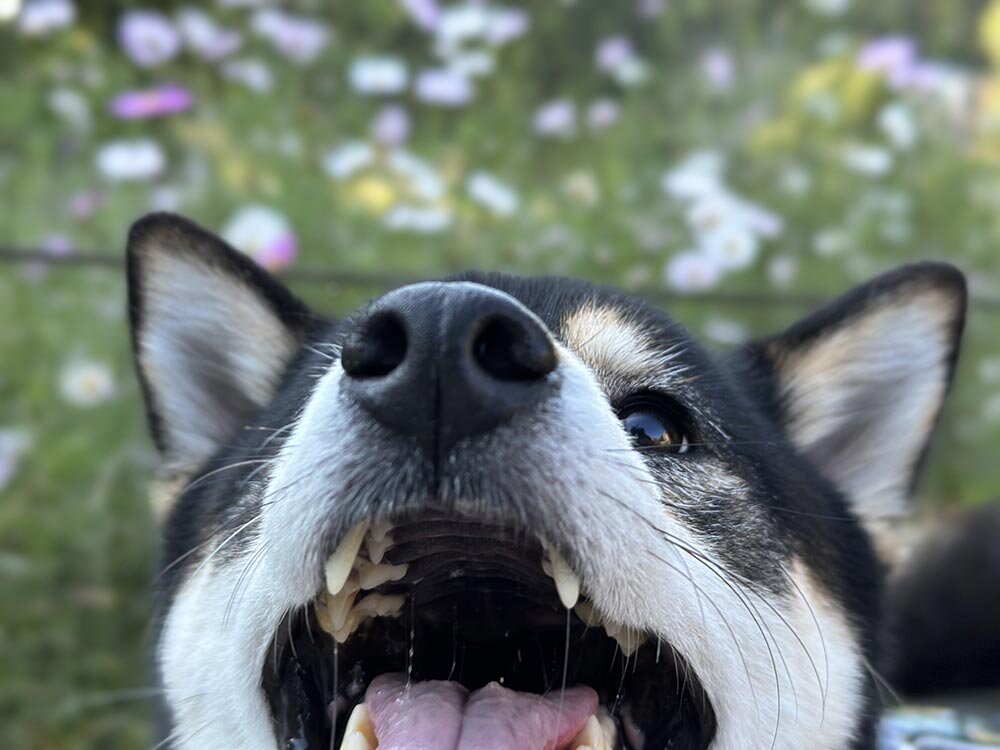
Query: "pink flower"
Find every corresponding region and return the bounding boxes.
[533,99,576,138]
[41,233,74,257]
[415,68,473,106]
[109,83,193,120]
[118,10,181,68]
[371,105,411,147]
[67,189,104,220]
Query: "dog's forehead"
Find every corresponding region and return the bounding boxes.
[444,271,694,384]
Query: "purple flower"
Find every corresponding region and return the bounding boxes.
[636,0,668,18]
[701,47,735,91]
[18,0,76,36]
[595,36,635,73]
[252,9,328,65]
[485,8,529,45]
[399,0,440,31]
[533,99,576,139]
[118,10,182,68]
[109,83,193,120]
[41,233,73,257]
[177,8,242,61]
[371,105,411,147]
[415,68,474,107]
[857,36,919,87]
[67,189,104,220]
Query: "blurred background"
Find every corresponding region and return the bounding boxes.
[2,0,1000,747]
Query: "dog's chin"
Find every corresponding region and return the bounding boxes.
[261,514,717,750]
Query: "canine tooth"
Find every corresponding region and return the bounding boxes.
[328,589,359,631]
[332,611,361,643]
[343,703,377,746]
[569,716,606,750]
[370,518,393,543]
[366,533,393,565]
[326,522,369,595]
[574,600,601,627]
[356,559,408,590]
[339,731,373,750]
[355,592,406,618]
[605,623,646,657]
[544,544,581,609]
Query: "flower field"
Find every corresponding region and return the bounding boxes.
[2,1,1000,746]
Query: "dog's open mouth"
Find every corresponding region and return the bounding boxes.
[263,517,717,750]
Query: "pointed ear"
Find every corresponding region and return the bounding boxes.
[742,263,966,530]
[126,213,315,471]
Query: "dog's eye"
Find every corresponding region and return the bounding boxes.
[618,394,692,454]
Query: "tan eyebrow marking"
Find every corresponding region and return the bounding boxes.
[560,303,682,380]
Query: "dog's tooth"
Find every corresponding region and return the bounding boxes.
[315,592,335,634]
[326,522,369,595]
[544,544,581,609]
[328,589,359,631]
[338,731,374,750]
[365,533,393,565]
[370,518,393,543]
[605,623,645,657]
[569,716,605,750]
[356,559,408,590]
[332,610,360,643]
[355,592,406,619]
[343,703,377,746]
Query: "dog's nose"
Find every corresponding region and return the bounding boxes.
[341,282,557,452]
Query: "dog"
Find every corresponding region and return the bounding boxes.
[127,212,972,750]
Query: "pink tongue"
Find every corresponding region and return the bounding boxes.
[366,674,598,750]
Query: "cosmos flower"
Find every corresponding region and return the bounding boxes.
[59,360,116,407]
[371,105,411,147]
[0,429,31,491]
[109,84,193,120]
[595,36,635,73]
[484,7,529,45]
[222,205,297,271]
[699,224,759,270]
[586,98,620,131]
[878,102,918,150]
[388,150,445,201]
[17,0,75,36]
[840,142,894,176]
[533,99,576,139]
[47,87,91,132]
[414,68,474,107]
[700,47,735,91]
[383,205,452,233]
[467,171,519,216]
[322,142,374,181]
[95,139,166,181]
[41,233,73,257]
[220,58,274,93]
[118,10,182,68]
[177,7,242,61]
[251,9,329,65]
[661,151,726,199]
[664,251,723,293]
[399,0,441,31]
[561,170,600,208]
[349,56,409,95]
[67,189,104,220]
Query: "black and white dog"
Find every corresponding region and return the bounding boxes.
[127,213,970,750]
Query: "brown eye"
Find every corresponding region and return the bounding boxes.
[618,395,692,454]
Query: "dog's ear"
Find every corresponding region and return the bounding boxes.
[737,263,966,534]
[126,213,314,472]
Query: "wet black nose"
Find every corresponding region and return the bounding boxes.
[341,282,557,453]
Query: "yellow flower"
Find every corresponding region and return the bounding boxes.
[351,176,396,214]
[980,0,1000,68]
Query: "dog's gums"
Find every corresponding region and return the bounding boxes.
[262,517,716,750]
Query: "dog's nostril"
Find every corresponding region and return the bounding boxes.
[473,315,557,381]
[342,313,407,378]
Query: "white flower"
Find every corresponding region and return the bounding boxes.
[812,228,848,257]
[47,87,91,132]
[383,205,452,233]
[840,142,893,176]
[803,0,851,16]
[561,170,600,207]
[349,56,408,95]
[778,164,812,196]
[177,7,242,61]
[703,318,749,345]
[95,139,165,181]
[484,7,528,45]
[221,58,274,93]
[0,429,31,491]
[18,0,75,35]
[586,98,620,131]
[414,67,473,106]
[533,99,576,138]
[59,360,115,407]
[611,57,650,87]
[446,50,495,78]
[322,141,374,180]
[878,102,918,150]
[699,224,759,270]
[251,9,328,64]
[388,150,445,200]
[661,151,726,199]
[467,171,519,216]
[222,205,296,270]
[436,3,489,46]
[768,255,798,289]
[664,251,723,292]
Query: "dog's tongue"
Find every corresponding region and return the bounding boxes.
[366,673,598,750]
